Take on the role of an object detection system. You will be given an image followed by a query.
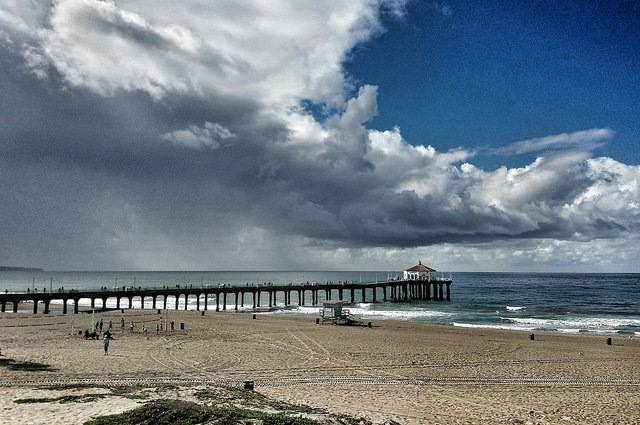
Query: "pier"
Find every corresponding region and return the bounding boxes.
[0,278,452,315]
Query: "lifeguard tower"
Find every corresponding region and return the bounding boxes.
[320,301,359,325]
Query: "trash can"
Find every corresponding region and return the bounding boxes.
[180,322,185,330]
[252,314,257,320]
[530,333,535,341]
[201,311,205,316]
[243,380,254,391]
[606,337,612,345]
[315,318,320,324]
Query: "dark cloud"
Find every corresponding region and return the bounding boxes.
[1,1,639,271]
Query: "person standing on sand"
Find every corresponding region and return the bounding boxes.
[103,335,110,355]
[121,317,125,331]
[129,320,134,333]
[170,321,174,332]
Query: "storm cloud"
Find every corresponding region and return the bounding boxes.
[1,1,639,271]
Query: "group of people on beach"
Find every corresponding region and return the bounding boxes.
[121,316,178,334]
[124,317,175,333]
[85,315,179,356]
[84,319,112,339]
[81,318,113,354]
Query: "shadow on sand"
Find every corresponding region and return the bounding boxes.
[0,357,57,372]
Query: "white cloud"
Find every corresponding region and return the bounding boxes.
[321,84,378,170]
[494,128,614,156]
[360,123,639,246]
[562,157,640,232]
[417,238,640,273]
[160,122,236,150]
[29,0,403,106]
[20,43,49,79]
[0,0,49,37]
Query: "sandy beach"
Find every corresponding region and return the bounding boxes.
[1,307,639,424]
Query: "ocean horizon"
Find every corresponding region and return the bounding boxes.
[1,270,639,337]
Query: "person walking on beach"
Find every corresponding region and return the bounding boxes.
[99,319,103,334]
[170,321,174,332]
[129,320,134,333]
[103,335,110,355]
[121,317,125,331]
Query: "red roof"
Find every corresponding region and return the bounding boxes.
[404,261,436,272]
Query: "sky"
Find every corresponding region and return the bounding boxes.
[0,0,639,272]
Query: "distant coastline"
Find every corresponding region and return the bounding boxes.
[0,266,43,272]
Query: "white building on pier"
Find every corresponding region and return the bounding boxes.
[403,261,436,281]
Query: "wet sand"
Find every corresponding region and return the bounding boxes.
[1,307,639,424]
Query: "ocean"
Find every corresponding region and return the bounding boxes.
[1,271,639,336]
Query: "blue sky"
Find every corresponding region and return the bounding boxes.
[0,1,639,272]
[346,0,640,170]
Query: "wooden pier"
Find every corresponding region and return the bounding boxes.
[0,278,452,314]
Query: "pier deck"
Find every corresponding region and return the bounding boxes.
[0,278,452,314]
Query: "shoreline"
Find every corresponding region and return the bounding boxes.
[1,309,639,424]
[1,306,635,346]
[2,300,637,338]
